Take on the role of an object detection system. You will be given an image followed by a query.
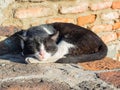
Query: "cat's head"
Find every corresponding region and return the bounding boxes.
[17,25,59,61]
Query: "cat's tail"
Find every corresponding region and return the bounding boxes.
[56,43,108,63]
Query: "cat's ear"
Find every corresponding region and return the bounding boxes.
[16,30,27,41]
[51,31,59,41]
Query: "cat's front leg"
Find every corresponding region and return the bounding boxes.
[25,57,58,64]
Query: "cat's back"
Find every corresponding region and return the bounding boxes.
[52,22,102,42]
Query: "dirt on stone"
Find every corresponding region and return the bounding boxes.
[78,57,120,71]
[97,71,120,88]
[1,80,70,90]
[0,63,70,90]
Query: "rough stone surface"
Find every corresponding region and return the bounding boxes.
[97,71,120,88]
[78,81,113,90]
[0,57,118,90]
[79,57,120,71]
[1,80,70,90]
[0,0,14,9]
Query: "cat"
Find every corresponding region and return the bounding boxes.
[14,22,108,63]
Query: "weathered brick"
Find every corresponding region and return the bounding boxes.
[0,0,14,9]
[116,52,120,61]
[16,0,46,2]
[113,22,120,30]
[46,18,75,24]
[112,1,120,9]
[91,24,112,33]
[100,32,117,43]
[0,36,7,41]
[1,82,69,90]
[101,12,119,20]
[77,14,96,26]
[90,1,112,11]
[14,7,54,19]
[0,26,20,36]
[0,10,4,25]
[107,44,118,60]
[79,57,120,71]
[97,71,120,88]
[116,31,120,38]
[60,2,89,14]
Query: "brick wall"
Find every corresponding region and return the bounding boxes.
[0,0,120,60]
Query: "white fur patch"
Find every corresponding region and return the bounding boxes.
[38,41,75,63]
[41,26,53,35]
[34,43,52,61]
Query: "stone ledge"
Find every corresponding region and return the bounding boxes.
[0,58,120,90]
[97,71,120,88]
[79,57,120,71]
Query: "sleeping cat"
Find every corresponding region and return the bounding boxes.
[15,22,107,63]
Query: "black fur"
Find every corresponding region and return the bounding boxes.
[51,23,108,63]
[17,26,58,57]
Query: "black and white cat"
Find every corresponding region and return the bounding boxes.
[15,22,107,63]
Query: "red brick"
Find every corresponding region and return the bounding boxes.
[113,22,120,30]
[46,18,75,24]
[112,1,120,9]
[116,52,120,61]
[60,2,89,14]
[0,26,20,36]
[91,24,112,33]
[97,71,120,88]
[100,32,117,43]
[17,0,46,2]
[90,1,112,11]
[79,57,120,71]
[101,12,119,20]
[77,14,96,26]
[15,7,54,19]
[116,31,120,38]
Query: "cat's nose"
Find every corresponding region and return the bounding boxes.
[39,51,45,59]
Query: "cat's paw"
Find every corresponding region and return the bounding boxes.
[25,57,41,64]
[25,57,52,64]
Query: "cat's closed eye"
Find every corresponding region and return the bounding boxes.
[46,46,57,51]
